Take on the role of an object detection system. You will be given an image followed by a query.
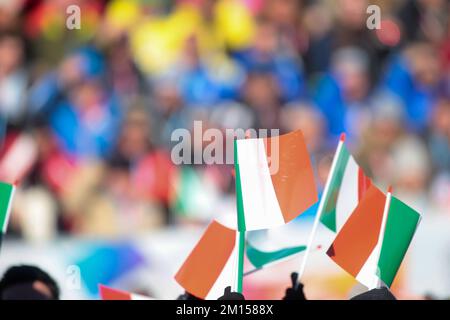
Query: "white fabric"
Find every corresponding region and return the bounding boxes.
[335,156,359,231]
[205,233,239,300]
[236,138,284,231]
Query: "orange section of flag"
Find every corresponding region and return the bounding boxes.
[264,130,318,222]
[99,285,131,300]
[175,220,236,299]
[327,185,386,277]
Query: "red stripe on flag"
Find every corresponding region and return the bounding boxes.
[358,168,372,201]
[99,285,132,300]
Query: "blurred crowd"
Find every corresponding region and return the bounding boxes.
[0,0,449,241]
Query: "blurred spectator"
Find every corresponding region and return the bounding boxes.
[381,43,441,132]
[175,34,243,107]
[242,69,281,129]
[391,136,431,212]
[279,102,326,155]
[314,47,372,140]
[49,78,122,159]
[427,98,450,174]
[0,30,27,128]
[0,0,446,240]
[0,265,59,300]
[236,17,306,102]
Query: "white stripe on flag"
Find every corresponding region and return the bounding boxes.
[298,139,344,278]
[206,234,239,300]
[355,191,392,289]
[236,138,284,230]
[130,293,154,300]
[355,243,382,289]
[335,156,359,231]
[3,185,15,233]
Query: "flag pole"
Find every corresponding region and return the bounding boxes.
[371,186,392,289]
[298,134,346,279]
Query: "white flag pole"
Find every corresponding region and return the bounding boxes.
[298,134,345,279]
[371,186,392,289]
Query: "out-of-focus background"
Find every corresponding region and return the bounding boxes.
[0,0,449,300]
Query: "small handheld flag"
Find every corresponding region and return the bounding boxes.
[234,130,318,232]
[326,185,421,289]
[319,134,372,232]
[299,133,371,278]
[99,285,153,300]
[0,181,15,239]
[246,242,306,272]
[175,220,244,300]
[0,134,37,184]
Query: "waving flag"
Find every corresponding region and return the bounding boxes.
[377,195,422,287]
[319,134,372,232]
[327,185,421,289]
[243,230,308,275]
[0,181,15,235]
[175,220,244,299]
[0,133,37,184]
[299,134,371,278]
[234,130,318,231]
[99,285,153,300]
[246,242,306,270]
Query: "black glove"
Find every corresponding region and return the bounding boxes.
[282,272,307,300]
[350,287,396,300]
[176,291,202,300]
[217,286,245,300]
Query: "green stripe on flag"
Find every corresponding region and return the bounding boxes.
[320,144,350,232]
[234,140,246,231]
[236,231,245,293]
[172,166,206,218]
[0,182,14,233]
[377,196,420,287]
[173,166,198,216]
[246,244,306,269]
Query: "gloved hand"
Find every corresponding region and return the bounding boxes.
[350,287,396,300]
[217,286,245,300]
[282,272,307,300]
[176,291,202,300]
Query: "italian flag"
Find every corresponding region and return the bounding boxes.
[0,181,15,235]
[327,185,421,289]
[244,229,308,275]
[99,285,153,300]
[234,130,318,231]
[0,133,37,184]
[246,242,306,272]
[319,134,372,232]
[175,220,244,299]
